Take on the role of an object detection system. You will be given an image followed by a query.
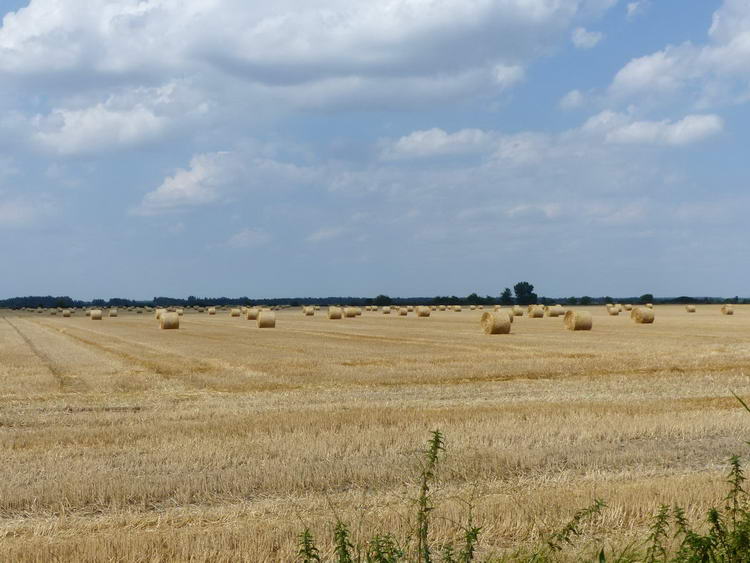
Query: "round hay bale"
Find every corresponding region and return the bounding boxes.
[230,308,241,317]
[155,308,166,320]
[303,306,314,316]
[62,310,71,317]
[257,311,276,328]
[493,305,502,311]
[85,310,91,317]
[512,305,524,316]
[546,306,564,318]
[90,309,103,320]
[355,307,363,316]
[344,307,358,318]
[49,311,57,316]
[246,308,259,320]
[645,303,654,309]
[109,309,118,317]
[721,305,734,315]
[208,307,216,315]
[480,311,511,335]
[469,305,476,310]
[399,308,408,316]
[438,305,446,311]
[406,305,414,312]
[613,304,623,312]
[624,304,633,311]
[453,306,462,312]
[328,307,343,319]
[136,309,143,314]
[607,306,619,316]
[314,306,321,311]
[686,305,696,313]
[382,307,391,315]
[477,305,484,310]
[528,307,544,318]
[564,310,592,331]
[632,307,655,324]
[416,306,431,317]
[176,309,184,316]
[160,312,180,330]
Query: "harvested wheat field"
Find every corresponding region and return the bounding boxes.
[1,305,749,561]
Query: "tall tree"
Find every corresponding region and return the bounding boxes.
[500,288,513,305]
[513,282,538,305]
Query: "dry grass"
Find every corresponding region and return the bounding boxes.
[1,305,750,561]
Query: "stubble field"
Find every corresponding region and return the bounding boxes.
[1,305,749,561]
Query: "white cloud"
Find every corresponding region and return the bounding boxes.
[226,228,272,249]
[136,152,233,216]
[604,114,724,145]
[381,128,492,160]
[307,227,345,243]
[571,27,604,49]
[626,1,650,21]
[559,89,585,109]
[611,0,750,107]
[0,195,51,228]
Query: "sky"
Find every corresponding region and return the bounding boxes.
[0,0,748,300]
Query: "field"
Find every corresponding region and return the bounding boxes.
[1,305,749,561]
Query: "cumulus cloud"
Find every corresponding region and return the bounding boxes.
[226,228,272,249]
[559,89,585,109]
[626,1,650,21]
[381,128,492,160]
[571,27,604,49]
[611,0,750,107]
[605,114,724,145]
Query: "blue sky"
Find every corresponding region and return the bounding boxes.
[0,0,747,300]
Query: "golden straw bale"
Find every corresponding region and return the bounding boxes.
[328,307,343,319]
[246,308,259,320]
[686,305,697,313]
[160,312,179,330]
[176,309,184,316]
[49,311,57,316]
[399,308,408,316]
[453,306,462,312]
[62,310,71,317]
[257,311,276,328]
[109,309,118,317]
[632,307,655,324]
[90,309,103,320]
[512,305,524,316]
[344,307,358,318]
[155,309,166,320]
[607,307,619,316]
[645,303,654,309]
[208,307,216,315]
[303,306,314,316]
[416,306,431,317]
[546,306,564,317]
[406,306,414,312]
[624,304,633,311]
[469,305,476,310]
[480,311,511,335]
[721,305,734,315]
[564,310,592,331]
[528,307,544,318]
[230,308,241,317]
[382,307,391,315]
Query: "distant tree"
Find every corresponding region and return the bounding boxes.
[604,296,613,304]
[539,296,553,306]
[639,293,654,304]
[374,294,392,306]
[566,296,578,305]
[466,293,482,305]
[513,282,538,306]
[500,288,513,306]
[580,296,592,305]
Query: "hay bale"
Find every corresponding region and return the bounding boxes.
[645,303,654,309]
[257,311,276,328]
[49,311,57,316]
[155,308,166,320]
[208,307,216,315]
[528,307,544,318]
[230,308,241,317]
[62,310,71,317]
[512,305,524,316]
[85,310,91,317]
[546,306,564,318]
[469,305,476,310]
[382,307,391,315]
[246,308,259,320]
[624,304,633,311]
[632,307,655,324]
[607,306,619,316]
[328,306,343,319]
[493,305,502,311]
[90,309,103,320]
[407,306,414,312]
[480,311,511,335]
[438,305,446,311]
[416,306,431,317]
[453,306,462,312]
[344,307,358,318]
[136,309,143,314]
[355,307,363,316]
[303,306,314,316]
[686,305,696,313]
[399,308,408,316]
[176,309,184,316]
[160,312,180,330]
[564,310,592,331]
[109,309,118,317]
[721,305,734,315]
